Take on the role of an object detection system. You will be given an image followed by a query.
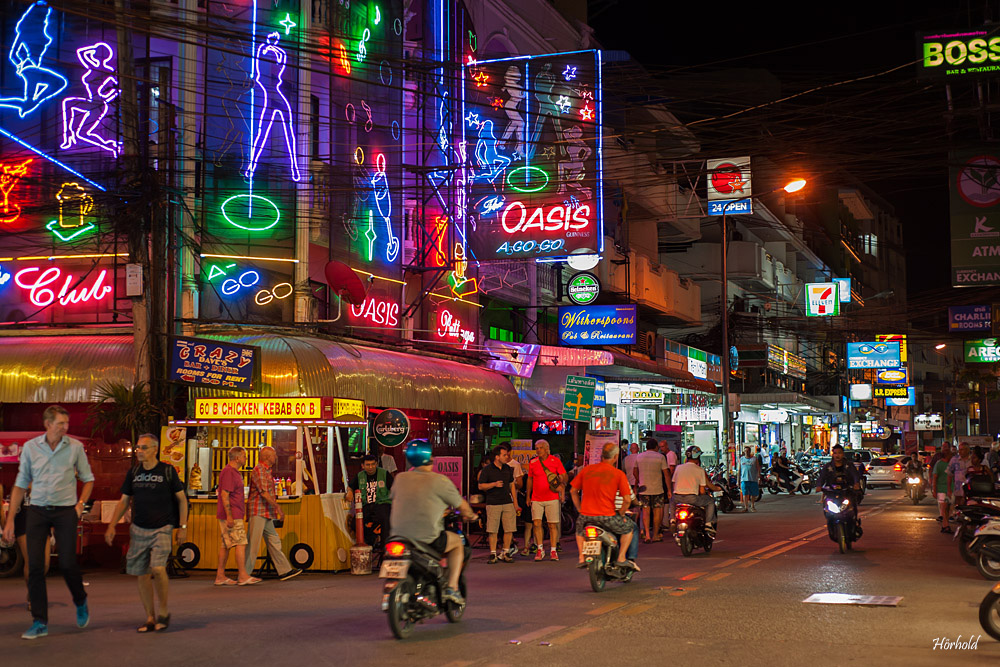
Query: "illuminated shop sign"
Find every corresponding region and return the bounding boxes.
[872,385,910,399]
[965,337,1000,362]
[833,277,851,303]
[706,157,752,216]
[805,282,840,317]
[13,264,112,307]
[434,307,476,350]
[918,29,1000,78]
[948,305,991,331]
[567,271,600,305]
[914,413,943,430]
[885,387,916,407]
[168,336,260,392]
[876,368,907,385]
[349,296,400,328]
[846,342,901,369]
[195,397,322,419]
[558,304,636,346]
[463,50,604,261]
[619,389,663,405]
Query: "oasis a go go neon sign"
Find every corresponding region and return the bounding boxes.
[14,265,113,307]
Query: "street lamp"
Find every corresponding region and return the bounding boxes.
[935,343,947,350]
[720,178,807,468]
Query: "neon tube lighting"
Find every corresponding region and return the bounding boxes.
[0,252,127,262]
[199,253,299,264]
[0,125,106,191]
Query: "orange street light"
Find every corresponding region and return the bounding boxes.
[783,179,807,194]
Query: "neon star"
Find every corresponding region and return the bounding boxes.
[464,111,480,127]
[562,65,577,81]
[473,71,489,87]
[491,97,504,109]
[580,104,594,121]
[541,146,556,158]
[555,95,571,114]
[279,13,297,34]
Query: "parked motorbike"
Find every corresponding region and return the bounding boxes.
[581,520,637,592]
[709,467,737,513]
[981,580,1000,641]
[905,474,926,505]
[380,512,470,639]
[970,518,1000,581]
[822,485,861,554]
[766,464,813,495]
[955,504,1000,566]
[672,502,714,557]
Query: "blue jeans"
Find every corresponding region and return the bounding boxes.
[626,521,638,560]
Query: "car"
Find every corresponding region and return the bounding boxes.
[867,456,908,488]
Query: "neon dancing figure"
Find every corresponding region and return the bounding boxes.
[499,65,524,157]
[0,1,68,118]
[557,125,592,202]
[371,153,400,262]
[472,119,510,184]
[60,42,121,157]
[245,32,300,182]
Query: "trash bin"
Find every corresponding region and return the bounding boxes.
[350,544,373,575]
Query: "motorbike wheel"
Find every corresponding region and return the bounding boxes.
[836,524,847,554]
[767,483,779,495]
[445,575,467,623]
[387,576,416,639]
[910,491,919,506]
[588,549,607,592]
[679,534,693,557]
[980,589,1000,642]
[755,490,763,502]
[958,528,977,566]
[800,484,813,495]
[976,543,1000,581]
[0,545,24,578]
[720,496,735,513]
[703,536,713,553]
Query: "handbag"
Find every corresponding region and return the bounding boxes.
[537,456,563,493]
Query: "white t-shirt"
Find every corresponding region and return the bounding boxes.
[380,453,398,474]
[672,462,708,495]
[665,450,678,468]
[622,453,639,485]
[507,459,524,479]
[635,450,668,495]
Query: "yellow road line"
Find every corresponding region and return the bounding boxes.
[705,571,732,581]
[552,626,600,645]
[512,625,566,643]
[585,602,627,616]
[713,558,740,568]
[621,603,655,616]
[680,571,707,581]
[759,541,806,559]
[738,541,788,559]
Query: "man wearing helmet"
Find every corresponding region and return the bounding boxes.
[389,440,478,605]
[667,446,719,535]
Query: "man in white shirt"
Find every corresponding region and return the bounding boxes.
[660,440,679,476]
[633,440,670,542]
[668,446,719,534]
[622,443,640,487]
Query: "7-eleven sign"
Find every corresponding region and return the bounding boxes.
[805,282,840,317]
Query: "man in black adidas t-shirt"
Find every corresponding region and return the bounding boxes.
[105,434,187,633]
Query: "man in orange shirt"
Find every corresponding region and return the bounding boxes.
[570,441,637,570]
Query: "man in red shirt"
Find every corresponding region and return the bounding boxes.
[526,440,567,561]
[570,441,637,570]
[244,446,301,581]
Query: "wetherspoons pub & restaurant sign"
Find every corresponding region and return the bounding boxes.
[558,304,637,346]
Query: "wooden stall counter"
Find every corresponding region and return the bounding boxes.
[184,493,354,572]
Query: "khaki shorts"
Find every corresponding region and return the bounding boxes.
[486,503,517,533]
[531,498,560,523]
[219,518,248,549]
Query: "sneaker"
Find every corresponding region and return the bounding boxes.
[442,587,465,605]
[519,548,531,557]
[76,601,90,629]
[549,549,559,561]
[534,549,544,561]
[506,545,518,559]
[21,621,48,640]
[556,543,562,552]
[279,568,303,581]
[498,553,514,563]
[487,554,498,564]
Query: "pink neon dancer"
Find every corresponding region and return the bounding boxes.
[60,42,121,157]
[245,32,300,182]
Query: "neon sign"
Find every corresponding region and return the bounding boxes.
[246,32,300,182]
[55,182,94,229]
[501,201,590,233]
[220,270,260,296]
[0,265,10,288]
[254,282,293,305]
[0,1,68,118]
[357,28,371,63]
[14,265,113,307]
[0,159,31,225]
[436,309,476,350]
[371,153,400,262]
[350,297,400,327]
[60,42,122,157]
[278,13,297,34]
[220,194,281,231]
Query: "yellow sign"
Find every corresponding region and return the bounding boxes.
[159,425,186,482]
[332,398,366,420]
[195,397,323,420]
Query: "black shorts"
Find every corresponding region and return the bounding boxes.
[13,506,27,538]
[428,531,448,554]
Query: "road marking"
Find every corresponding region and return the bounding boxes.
[789,526,826,540]
[511,626,566,643]
[760,541,805,559]
[738,541,787,559]
[670,586,697,596]
[586,602,626,615]
[736,559,760,569]
[621,603,654,616]
[442,662,474,667]
[551,626,599,644]
[713,558,739,568]
[706,572,732,581]
[680,572,707,581]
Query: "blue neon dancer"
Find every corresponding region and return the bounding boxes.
[472,119,510,184]
[0,1,68,118]
[245,32,300,182]
[60,42,121,157]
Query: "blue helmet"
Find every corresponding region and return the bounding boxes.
[404,439,432,468]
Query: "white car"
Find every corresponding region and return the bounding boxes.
[866,456,907,488]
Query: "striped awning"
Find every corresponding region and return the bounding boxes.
[0,334,135,403]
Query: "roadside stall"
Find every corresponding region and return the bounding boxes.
[167,396,367,573]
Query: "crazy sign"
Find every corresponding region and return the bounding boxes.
[168,336,260,392]
[462,50,603,261]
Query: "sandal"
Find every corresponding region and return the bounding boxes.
[652,535,664,543]
[642,536,651,544]
[238,576,262,586]
[137,621,156,633]
[155,614,170,632]
[214,578,237,586]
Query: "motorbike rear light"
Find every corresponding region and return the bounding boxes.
[385,541,407,558]
[677,509,690,520]
[585,527,600,540]
[893,463,903,471]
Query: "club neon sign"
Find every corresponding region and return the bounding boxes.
[14,265,113,307]
[350,297,400,327]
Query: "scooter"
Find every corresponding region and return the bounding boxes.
[581,516,638,593]
[380,511,470,639]
[709,468,738,513]
[969,518,1000,581]
[981,580,1000,641]
[822,485,862,554]
[905,474,926,505]
[767,465,813,495]
[955,503,1000,566]
[672,502,714,557]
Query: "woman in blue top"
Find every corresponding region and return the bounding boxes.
[739,447,760,512]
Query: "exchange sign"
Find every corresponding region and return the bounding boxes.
[949,151,1000,287]
[463,50,603,261]
[847,342,902,369]
[876,368,908,385]
[805,282,840,317]
[964,337,1000,362]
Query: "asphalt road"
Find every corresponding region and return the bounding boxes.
[1,488,998,665]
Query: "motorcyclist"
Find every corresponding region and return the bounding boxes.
[669,446,720,535]
[772,449,793,491]
[817,444,863,533]
[569,441,638,571]
[904,452,925,490]
[389,440,477,605]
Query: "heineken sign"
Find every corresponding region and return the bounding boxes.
[372,409,410,447]
[567,272,600,305]
[964,338,1000,363]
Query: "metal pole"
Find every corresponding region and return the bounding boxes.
[720,208,731,469]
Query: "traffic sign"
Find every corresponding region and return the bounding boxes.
[562,375,597,422]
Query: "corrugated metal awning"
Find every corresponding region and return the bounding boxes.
[0,334,135,403]
[199,333,519,417]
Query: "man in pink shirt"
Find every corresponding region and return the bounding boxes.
[525,440,567,561]
[215,447,259,586]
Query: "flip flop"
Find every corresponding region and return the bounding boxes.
[652,536,664,542]
[137,621,156,633]
[214,578,237,586]
[642,537,651,544]
[238,577,262,586]
[155,614,170,632]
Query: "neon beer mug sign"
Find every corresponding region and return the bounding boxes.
[14,265,113,306]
